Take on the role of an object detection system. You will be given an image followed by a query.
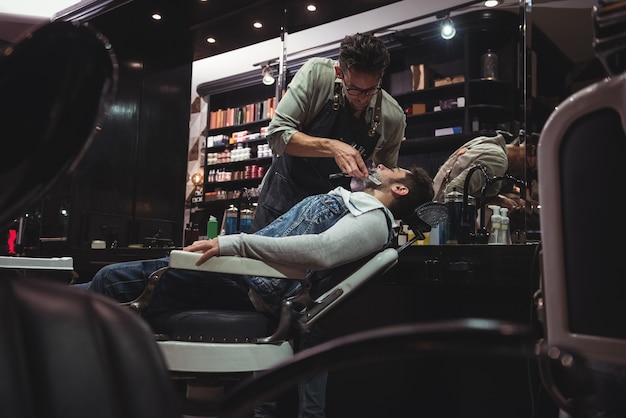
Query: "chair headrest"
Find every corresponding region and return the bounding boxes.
[402,201,448,238]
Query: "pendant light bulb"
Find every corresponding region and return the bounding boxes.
[261,64,275,86]
[440,17,456,40]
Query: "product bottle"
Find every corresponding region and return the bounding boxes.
[239,207,254,233]
[487,205,501,245]
[444,188,464,244]
[190,223,199,243]
[430,221,440,245]
[500,208,512,245]
[481,49,499,80]
[207,215,218,239]
[221,205,239,235]
[184,223,192,246]
[396,223,409,247]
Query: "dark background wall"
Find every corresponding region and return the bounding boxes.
[37,0,193,251]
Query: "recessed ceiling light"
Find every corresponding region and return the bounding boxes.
[306,4,317,12]
[151,13,162,20]
[484,0,500,7]
[206,37,216,44]
[253,21,263,29]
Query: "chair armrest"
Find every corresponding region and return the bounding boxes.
[168,250,306,279]
[123,250,307,314]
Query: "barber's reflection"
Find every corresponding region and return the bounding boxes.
[431,132,538,244]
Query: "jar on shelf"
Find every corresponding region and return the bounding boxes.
[481,49,499,80]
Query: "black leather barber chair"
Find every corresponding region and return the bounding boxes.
[126,246,400,417]
[0,21,182,418]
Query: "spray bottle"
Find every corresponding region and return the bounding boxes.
[500,208,512,245]
[487,205,501,245]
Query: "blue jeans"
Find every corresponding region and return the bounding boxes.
[83,257,255,317]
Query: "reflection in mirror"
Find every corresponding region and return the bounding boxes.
[524,0,604,241]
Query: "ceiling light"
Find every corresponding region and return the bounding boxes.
[440,17,456,40]
[261,64,275,86]
[151,13,162,21]
[306,4,317,12]
[206,37,216,44]
[253,21,263,29]
[484,0,500,7]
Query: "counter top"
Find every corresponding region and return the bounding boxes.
[388,243,541,288]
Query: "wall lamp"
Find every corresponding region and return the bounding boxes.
[261,64,275,85]
[440,14,456,40]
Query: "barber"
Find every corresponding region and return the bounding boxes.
[251,32,406,232]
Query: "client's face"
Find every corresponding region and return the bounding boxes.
[364,164,409,189]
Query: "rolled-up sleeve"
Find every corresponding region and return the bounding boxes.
[266,58,337,156]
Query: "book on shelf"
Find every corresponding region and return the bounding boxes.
[208,96,277,129]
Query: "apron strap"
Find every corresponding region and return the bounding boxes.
[332,81,342,111]
[369,90,383,137]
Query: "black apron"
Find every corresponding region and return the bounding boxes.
[251,82,382,232]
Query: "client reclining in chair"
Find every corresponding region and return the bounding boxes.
[77,163,433,417]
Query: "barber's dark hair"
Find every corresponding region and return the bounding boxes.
[338,33,390,76]
[388,165,434,220]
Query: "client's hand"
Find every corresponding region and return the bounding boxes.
[183,238,220,266]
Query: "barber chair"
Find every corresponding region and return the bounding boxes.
[0,21,182,418]
[126,246,400,416]
[533,2,626,416]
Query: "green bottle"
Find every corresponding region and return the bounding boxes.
[207,215,218,239]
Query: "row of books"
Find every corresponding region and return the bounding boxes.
[209,97,276,129]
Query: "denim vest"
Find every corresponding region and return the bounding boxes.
[245,192,393,315]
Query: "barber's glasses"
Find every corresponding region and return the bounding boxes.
[343,82,381,97]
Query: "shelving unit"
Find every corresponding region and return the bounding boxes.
[193,77,278,231]
[191,9,522,231]
[381,9,520,174]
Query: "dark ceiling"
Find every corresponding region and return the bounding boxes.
[41,0,400,62]
[186,0,395,61]
[0,0,599,65]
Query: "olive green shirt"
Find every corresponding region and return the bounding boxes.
[266,57,406,168]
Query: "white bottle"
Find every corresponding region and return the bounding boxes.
[500,208,512,245]
[487,205,501,245]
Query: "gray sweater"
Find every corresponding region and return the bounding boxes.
[217,187,395,271]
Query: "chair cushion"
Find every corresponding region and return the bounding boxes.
[0,276,181,418]
[148,309,278,343]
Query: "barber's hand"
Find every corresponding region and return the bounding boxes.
[495,194,523,210]
[183,238,220,266]
[331,139,369,178]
